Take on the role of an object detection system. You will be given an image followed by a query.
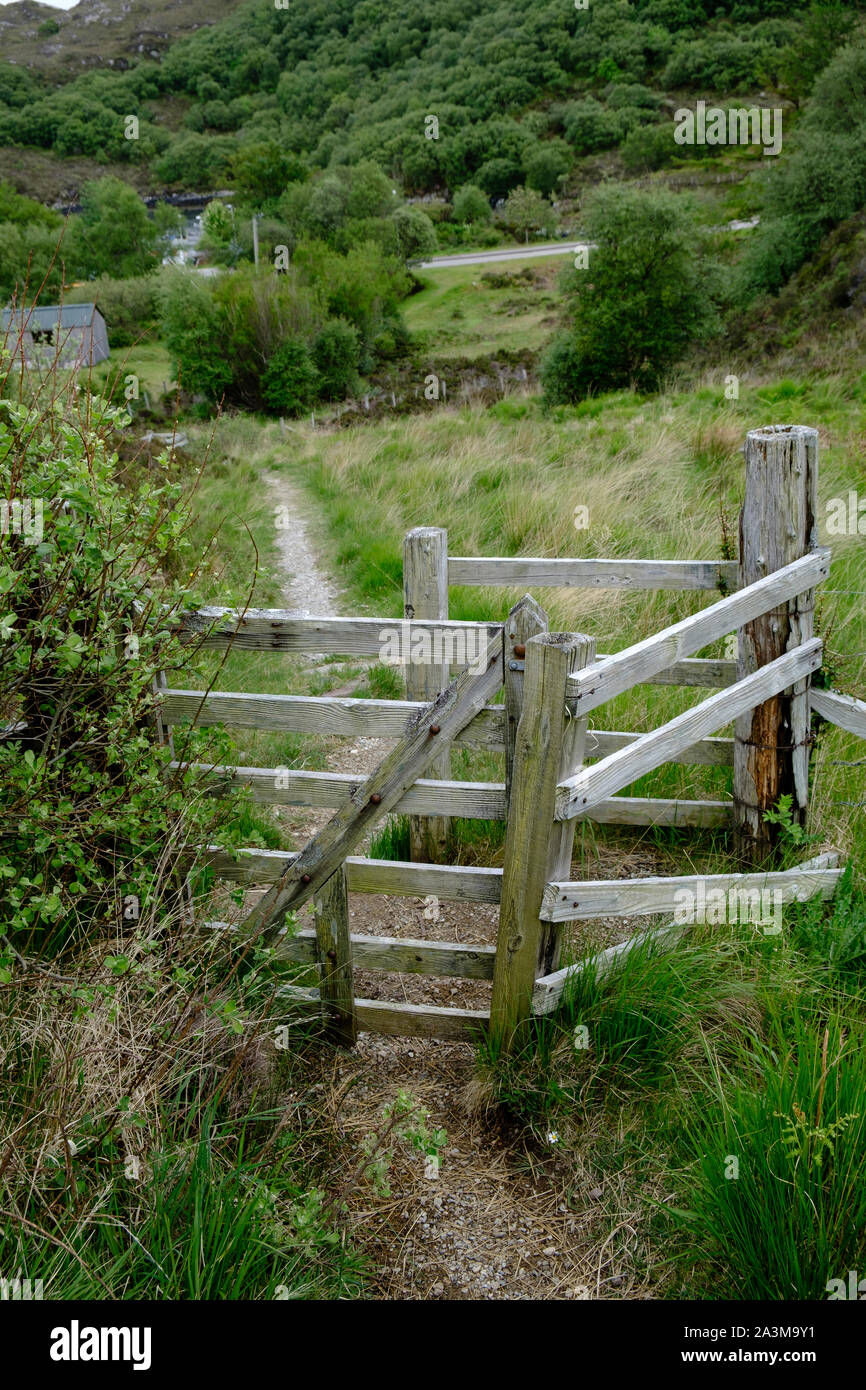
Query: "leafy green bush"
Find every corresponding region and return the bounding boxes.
[0,221,65,302]
[311,318,361,400]
[521,139,572,197]
[498,185,557,241]
[158,270,233,399]
[452,184,492,225]
[66,273,163,346]
[661,33,784,91]
[391,205,438,260]
[202,199,234,244]
[261,340,320,415]
[620,122,675,172]
[229,139,306,204]
[803,35,866,134]
[475,157,523,200]
[69,177,160,280]
[737,129,866,300]
[541,184,721,401]
[0,383,225,951]
[562,98,622,155]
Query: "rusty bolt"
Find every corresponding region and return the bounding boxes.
[327,949,337,963]
[430,723,441,735]
[301,873,311,884]
[513,643,526,658]
[369,793,382,805]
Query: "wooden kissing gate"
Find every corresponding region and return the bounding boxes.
[162,425,866,1050]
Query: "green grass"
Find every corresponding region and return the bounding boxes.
[674,1002,866,1300]
[476,891,866,1299]
[2,1111,363,1300]
[404,256,565,359]
[100,342,175,400]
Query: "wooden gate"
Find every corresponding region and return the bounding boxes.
[161,425,864,1047]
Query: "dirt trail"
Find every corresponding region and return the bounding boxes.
[258,472,633,1300]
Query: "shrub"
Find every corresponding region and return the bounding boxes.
[452,184,492,225]
[230,140,306,203]
[541,184,721,401]
[803,37,866,135]
[391,205,438,260]
[261,340,320,415]
[311,318,361,400]
[498,186,557,241]
[737,129,866,299]
[604,82,662,112]
[158,270,232,400]
[0,221,66,302]
[69,177,160,280]
[620,122,676,173]
[0,382,223,950]
[562,99,622,155]
[475,157,523,201]
[661,34,781,91]
[521,139,572,197]
[201,199,234,244]
[66,273,163,346]
[214,264,323,405]
[153,133,235,188]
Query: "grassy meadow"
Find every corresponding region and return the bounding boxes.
[404,255,566,359]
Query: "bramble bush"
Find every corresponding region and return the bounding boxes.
[0,372,233,953]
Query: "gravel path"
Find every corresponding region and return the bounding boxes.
[259,471,629,1300]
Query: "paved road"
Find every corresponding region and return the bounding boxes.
[414,242,591,269]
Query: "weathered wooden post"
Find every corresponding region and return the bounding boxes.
[312,866,356,1047]
[503,595,548,806]
[490,630,595,1046]
[403,527,450,862]
[733,425,819,863]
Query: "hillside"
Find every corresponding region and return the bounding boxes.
[0,0,847,201]
[0,0,250,78]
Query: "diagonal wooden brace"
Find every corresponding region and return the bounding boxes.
[238,631,505,945]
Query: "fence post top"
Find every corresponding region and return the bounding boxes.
[404,525,447,541]
[506,593,547,623]
[527,631,595,648]
[747,424,818,442]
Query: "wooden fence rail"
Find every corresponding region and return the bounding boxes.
[159,422,861,1046]
[556,638,824,822]
[447,557,739,590]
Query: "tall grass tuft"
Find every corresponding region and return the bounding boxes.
[675,1008,866,1300]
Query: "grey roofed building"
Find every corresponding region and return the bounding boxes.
[0,303,110,370]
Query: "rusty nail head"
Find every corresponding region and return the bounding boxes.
[370,793,382,805]
[430,723,441,735]
[327,949,337,963]
[513,643,526,658]
[301,873,311,884]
